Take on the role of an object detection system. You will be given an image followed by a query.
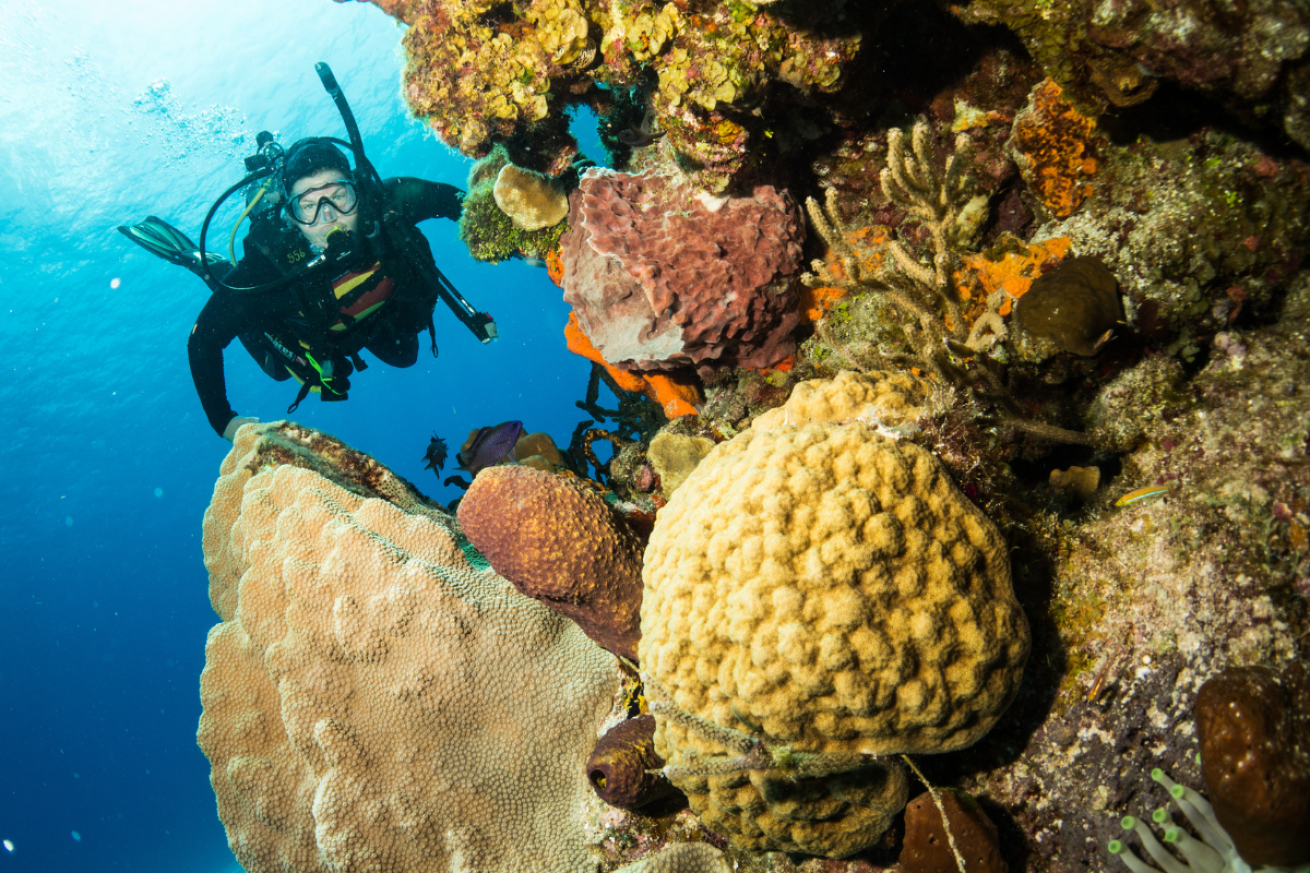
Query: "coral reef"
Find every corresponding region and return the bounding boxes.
[561,168,803,374]
[380,0,874,190]
[457,463,645,659]
[587,715,679,811]
[951,1,1310,150]
[281,5,1310,872]
[804,120,1094,445]
[1031,127,1310,360]
[198,422,617,873]
[639,419,1031,856]
[937,279,1310,870]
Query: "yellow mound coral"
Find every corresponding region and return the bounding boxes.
[647,432,715,497]
[639,422,1030,856]
[752,369,935,434]
[493,163,570,231]
[199,422,617,873]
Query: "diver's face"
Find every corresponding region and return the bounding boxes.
[288,168,359,250]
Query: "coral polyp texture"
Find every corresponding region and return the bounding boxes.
[378,0,870,190]
[561,168,803,374]
[638,420,1031,856]
[751,369,935,434]
[457,463,645,659]
[198,422,617,873]
[952,1,1310,149]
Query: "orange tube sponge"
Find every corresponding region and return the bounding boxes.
[199,422,617,873]
[565,311,701,418]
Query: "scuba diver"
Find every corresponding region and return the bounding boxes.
[119,64,496,441]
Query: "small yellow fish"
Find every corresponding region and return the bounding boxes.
[1114,484,1172,507]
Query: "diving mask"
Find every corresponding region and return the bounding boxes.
[287,179,359,225]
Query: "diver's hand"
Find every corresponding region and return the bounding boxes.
[222,416,261,442]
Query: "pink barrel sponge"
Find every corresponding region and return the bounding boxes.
[560,169,804,373]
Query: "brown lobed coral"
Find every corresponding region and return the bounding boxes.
[457,463,645,659]
[561,168,803,374]
[198,422,617,873]
[1014,255,1123,356]
[1195,662,1310,869]
[639,420,1031,856]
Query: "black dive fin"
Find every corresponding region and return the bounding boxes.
[117,216,228,277]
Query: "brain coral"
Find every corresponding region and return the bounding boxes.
[561,168,803,373]
[751,369,935,434]
[199,422,617,873]
[457,464,645,659]
[639,423,1030,855]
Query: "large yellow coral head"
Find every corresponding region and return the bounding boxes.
[751,369,935,434]
[638,421,1030,854]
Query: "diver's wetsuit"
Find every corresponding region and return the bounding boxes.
[188,177,463,436]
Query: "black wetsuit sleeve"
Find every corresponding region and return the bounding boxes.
[187,290,247,436]
[384,177,464,223]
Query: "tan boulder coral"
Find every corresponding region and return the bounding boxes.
[752,369,936,435]
[647,432,716,498]
[199,422,617,873]
[639,423,1030,857]
[493,163,570,231]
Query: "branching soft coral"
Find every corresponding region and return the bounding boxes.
[804,121,1094,446]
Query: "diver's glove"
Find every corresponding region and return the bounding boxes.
[222,416,261,442]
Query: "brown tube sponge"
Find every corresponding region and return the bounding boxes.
[900,789,1007,873]
[586,715,678,810]
[458,465,644,659]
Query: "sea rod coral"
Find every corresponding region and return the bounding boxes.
[198,421,617,873]
[805,120,1094,445]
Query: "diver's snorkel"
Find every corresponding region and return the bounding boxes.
[314,63,383,239]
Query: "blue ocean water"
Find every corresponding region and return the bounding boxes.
[0,3,609,871]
